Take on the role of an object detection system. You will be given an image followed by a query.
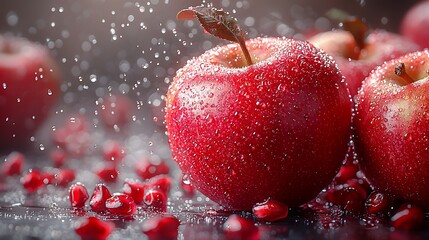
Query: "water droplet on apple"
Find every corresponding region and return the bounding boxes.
[382,106,388,112]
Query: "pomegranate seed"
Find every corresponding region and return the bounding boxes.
[50,149,67,168]
[142,215,180,240]
[223,214,259,240]
[21,169,44,193]
[365,191,393,214]
[122,178,146,204]
[144,189,167,212]
[69,182,89,208]
[181,174,195,196]
[55,168,76,187]
[90,184,112,212]
[345,179,370,200]
[391,204,424,231]
[135,158,169,180]
[96,164,118,183]
[2,151,25,176]
[334,163,359,184]
[41,171,56,185]
[146,175,172,194]
[65,114,89,132]
[105,193,137,216]
[98,94,133,129]
[74,216,113,240]
[53,115,92,157]
[102,140,126,163]
[325,185,364,213]
[339,188,364,213]
[252,199,289,222]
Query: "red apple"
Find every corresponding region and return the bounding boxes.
[0,35,61,149]
[354,49,429,210]
[308,20,420,97]
[165,36,352,210]
[401,0,429,49]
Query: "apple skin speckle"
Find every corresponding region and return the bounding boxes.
[166,37,352,210]
[355,49,429,210]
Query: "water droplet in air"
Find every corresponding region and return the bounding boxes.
[6,11,18,26]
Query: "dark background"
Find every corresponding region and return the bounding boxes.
[0,0,421,114]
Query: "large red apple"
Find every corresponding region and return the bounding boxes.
[0,36,61,149]
[308,20,420,97]
[354,49,429,210]
[165,36,352,210]
[401,0,429,49]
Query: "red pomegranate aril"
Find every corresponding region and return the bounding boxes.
[98,94,133,129]
[41,171,56,185]
[65,114,89,132]
[144,189,167,212]
[55,168,76,187]
[223,214,259,240]
[252,199,289,222]
[142,215,180,240]
[391,204,424,231]
[345,179,370,200]
[90,184,112,212]
[146,175,172,194]
[334,163,359,185]
[340,187,365,213]
[21,169,44,193]
[74,216,113,240]
[326,185,365,214]
[325,187,343,206]
[50,149,67,168]
[2,151,25,176]
[53,115,92,157]
[69,182,89,208]
[102,140,126,163]
[96,164,118,183]
[105,193,137,216]
[365,191,392,214]
[123,178,146,204]
[135,158,169,180]
[53,129,91,157]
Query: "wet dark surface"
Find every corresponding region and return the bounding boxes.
[1,0,428,239]
[1,203,429,240]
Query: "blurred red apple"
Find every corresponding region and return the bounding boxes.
[401,0,429,49]
[309,19,420,97]
[0,35,61,150]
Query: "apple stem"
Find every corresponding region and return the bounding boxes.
[395,62,414,84]
[177,6,253,66]
[340,18,368,55]
[238,36,253,66]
